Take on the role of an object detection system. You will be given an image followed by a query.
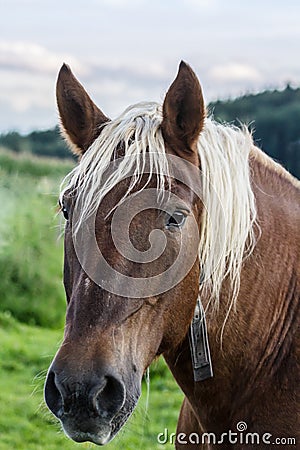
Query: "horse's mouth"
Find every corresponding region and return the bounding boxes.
[61,396,138,446]
[66,428,112,445]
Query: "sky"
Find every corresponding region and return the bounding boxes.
[1,0,299,133]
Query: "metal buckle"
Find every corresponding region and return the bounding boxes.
[189,296,213,382]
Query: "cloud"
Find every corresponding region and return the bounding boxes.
[85,59,169,89]
[0,41,88,132]
[0,39,169,88]
[93,0,144,6]
[182,0,217,9]
[209,63,262,83]
[0,42,170,132]
[0,40,86,76]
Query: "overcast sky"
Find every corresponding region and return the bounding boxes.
[1,0,299,133]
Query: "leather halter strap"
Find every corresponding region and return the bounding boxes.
[188,289,213,382]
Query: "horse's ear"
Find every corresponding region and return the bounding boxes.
[56,64,109,155]
[161,61,205,162]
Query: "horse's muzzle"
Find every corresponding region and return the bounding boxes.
[44,365,126,444]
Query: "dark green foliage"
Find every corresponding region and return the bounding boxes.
[210,85,300,178]
[26,128,71,159]
[0,126,71,159]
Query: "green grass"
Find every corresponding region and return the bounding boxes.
[0,147,73,178]
[0,149,183,449]
[0,149,73,328]
[0,312,182,450]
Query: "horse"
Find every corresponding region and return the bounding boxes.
[44,61,299,449]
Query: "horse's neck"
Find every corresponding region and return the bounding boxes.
[164,148,300,431]
[215,147,300,374]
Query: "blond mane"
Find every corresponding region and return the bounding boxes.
[61,101,257,313]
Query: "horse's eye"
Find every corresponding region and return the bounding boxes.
[165,211,187,230]
[61,205,69,221]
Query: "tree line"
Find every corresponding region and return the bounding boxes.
[1,85,299,178]
[210,85,300,179]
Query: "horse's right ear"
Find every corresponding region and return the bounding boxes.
[161,61,205,165]
[56,64,109,155]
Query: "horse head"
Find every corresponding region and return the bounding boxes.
[44,62,205,445]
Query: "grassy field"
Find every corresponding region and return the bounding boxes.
[0,149,183,450]
[0,149,71,328]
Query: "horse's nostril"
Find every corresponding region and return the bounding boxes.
[45,367,126,424]
[44,369,64,419]
[92,375,126,420]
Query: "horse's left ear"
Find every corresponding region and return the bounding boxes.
[161,61,205,162]
[56,64,109,156]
